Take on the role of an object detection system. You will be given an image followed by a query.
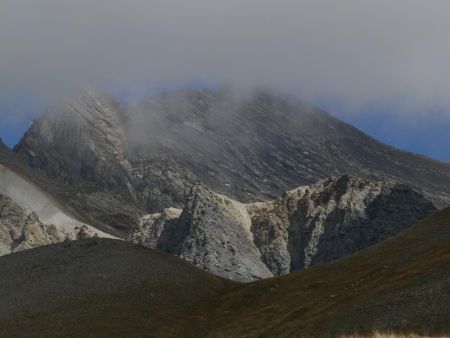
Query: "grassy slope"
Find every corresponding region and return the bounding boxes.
[209,208,450,337]
[0,208,449,337]
[0,239,231,337]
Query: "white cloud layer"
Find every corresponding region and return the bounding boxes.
[1,0,450,118]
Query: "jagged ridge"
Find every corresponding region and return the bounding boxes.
[13,89,450,234]
[129,175,436,281]
[0,193,93,255]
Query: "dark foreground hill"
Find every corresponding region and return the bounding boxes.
[0,208,449,337]
[0,239,228,337]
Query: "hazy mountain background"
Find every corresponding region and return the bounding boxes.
[1,1,450,161]
[10,89,449,235]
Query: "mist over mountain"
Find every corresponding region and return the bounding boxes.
[13,89,450,234]
[3,1,450,162]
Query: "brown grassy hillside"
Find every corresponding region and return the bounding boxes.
[0,208,449,337]
[0,239,230,337]
[209,207,450,337]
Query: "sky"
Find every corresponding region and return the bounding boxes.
[0,0,449,161]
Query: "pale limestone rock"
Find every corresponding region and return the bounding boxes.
[0,193,98,255]
[129,176,436,281]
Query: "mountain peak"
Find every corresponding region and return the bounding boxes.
[11,87,450,235]
[14,87,132,189]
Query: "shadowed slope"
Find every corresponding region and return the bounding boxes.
[0,239,229,337]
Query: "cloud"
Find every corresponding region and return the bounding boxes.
[1,0,450,119]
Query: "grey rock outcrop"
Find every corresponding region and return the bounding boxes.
[0,194,101,255]
[248,175,436,272]
[13,89,450,235]
[130,184,273,281]
[128,207,182,249]
[0,193,85,254]
[13,89,138,232]
[129,176,436,281]
[0,162,116,254]
[15,89,132,188]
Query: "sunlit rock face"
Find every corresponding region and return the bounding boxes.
[248,175,436,272]
[129,176,436,281]
[14,89,450,234]
[130,183,273,282]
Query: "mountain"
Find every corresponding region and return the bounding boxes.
[129,175,436,281]
[1,208,449,337]
[13,88,450,235]
[0,88,445,284]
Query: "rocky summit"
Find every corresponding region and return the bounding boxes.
[129,175,436,281]
[13,89,450,234]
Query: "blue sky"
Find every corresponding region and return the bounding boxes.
[0,97,40,149]
[0,120,32,149]
[316,103,450,163]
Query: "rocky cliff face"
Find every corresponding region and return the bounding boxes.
[248,175,436,273]
[0,193,96,255]
[13,89,450,235]
[130,184,273,281]
[15,89,132,188]
[129,176,436,281]
[13,89,139,232]
[0,162,115,256]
